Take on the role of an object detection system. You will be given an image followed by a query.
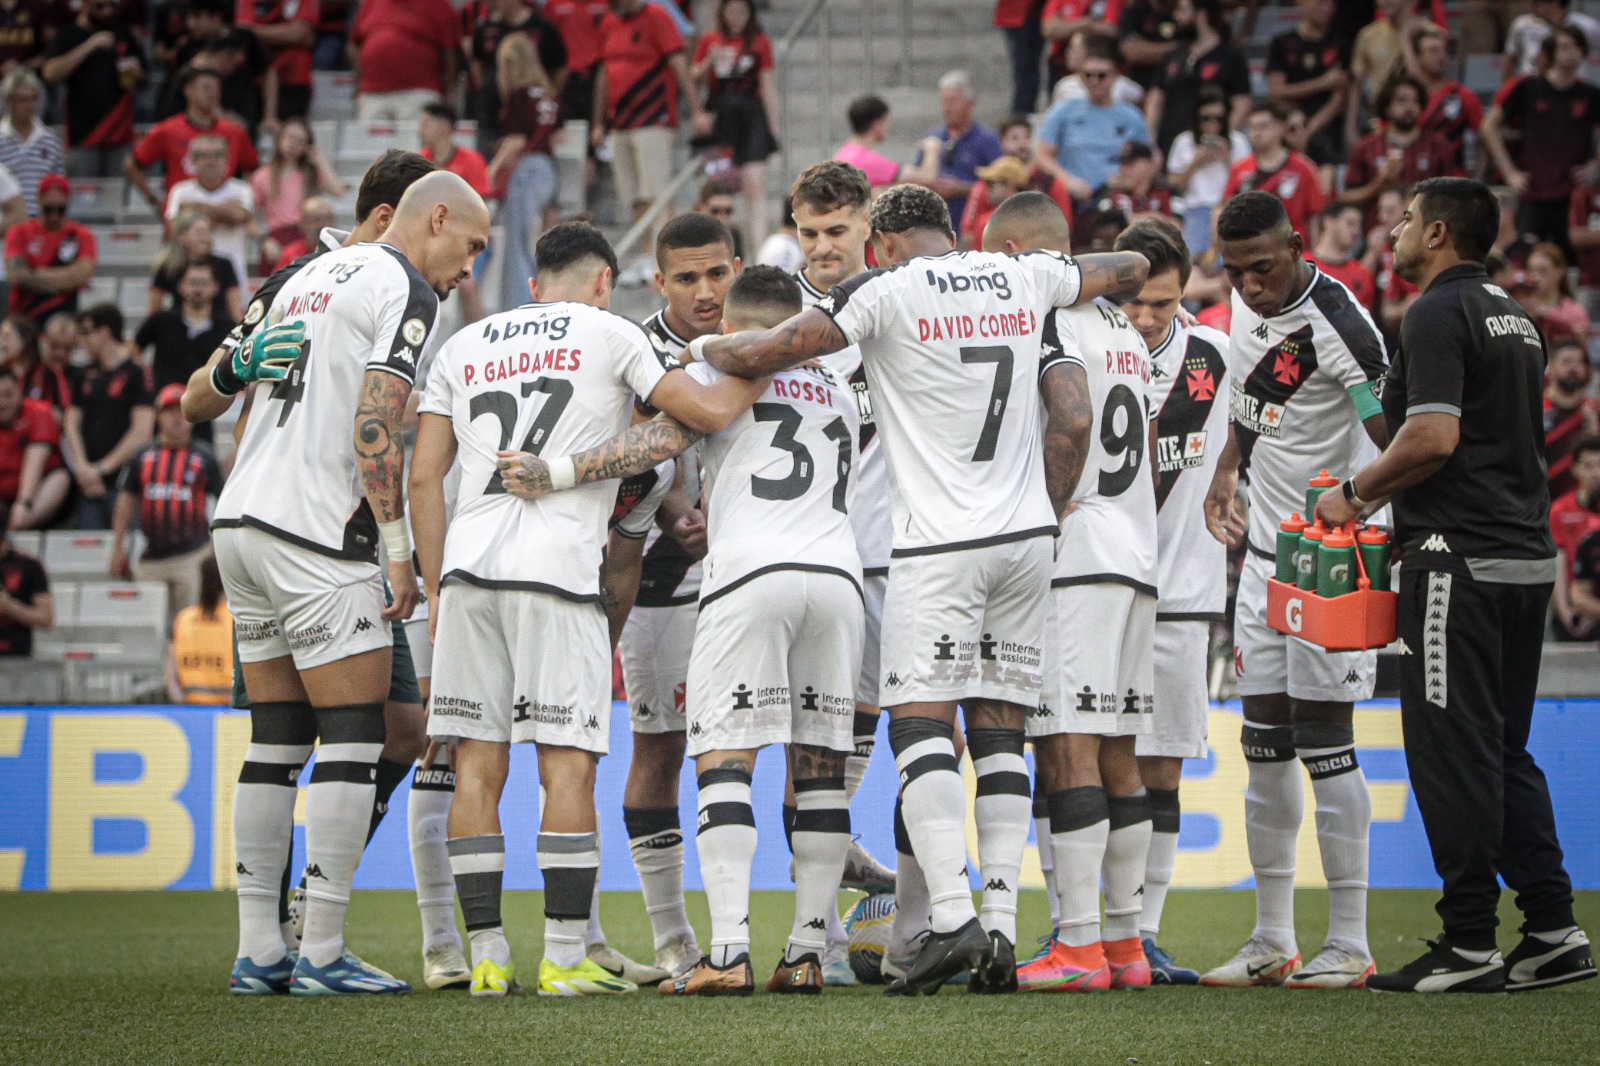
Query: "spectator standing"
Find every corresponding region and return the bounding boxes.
[1504,0,1600,81]
[159,31,266,136]
[1143,0,1251,155]
[909,72,1004,229]
[111,383,224,613]
[1543,341,1598,501]
[1483,27,1600,256]
[250,118,344,270]
[1350,0,1420,129]
[470,0,568,154]
[236,0,319,129]
[1568,167,1600,286]
[0,499,50,655]
[543,0,603,124]
[996,0,1046,115]
[269,194,334,270]
[959,115,1074,249]
[167,555,234,704]
[1167,87,1250,254]
[1342,76,1459,228]
[127,68,260,216]
[1088,141,1179,225]
[41,0,144,177]
[349,0,460,123]
[148,211,242,323]
[1411,24,1483,175]
[2,313,70,417]
[484,42,560,313]
[63,305,153,531]
[834,95,901,191]
[1266,0,1350,188]
[1522,242,1591,345]
[691,0,779,250]
[0,371,67,530]
[1049,26,1144,109]
[6,175,97,324]
[136,261,234,402]
[1118,0,1180,90]
[0,0,49,73]
[419,100,490,321]
[1311,201,1379,310]
[1041,1,1125,93]
[1550,435,1600,639]
[1222,102,1325,243]
[1035,42,1150,204]
[165,134,257,288]
[0,68,63,216]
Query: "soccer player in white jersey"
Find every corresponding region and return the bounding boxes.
[1116,218,1232,985]
[984,194,1160,994]
[663,183,1150,994]
[212,171,490,996]
[410,223,766,998]
[1202,191,1390,989]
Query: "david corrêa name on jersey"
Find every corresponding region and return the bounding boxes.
[916,307,1040,343]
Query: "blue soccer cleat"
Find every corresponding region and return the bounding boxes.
[288,950,411,995]
[230,952,296,995]
[1143,938,1200,985]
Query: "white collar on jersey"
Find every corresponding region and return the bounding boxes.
[1148,319,1180,360]
[648,309,693,348]
[318,227,350,252]
[1274,263,1323,318]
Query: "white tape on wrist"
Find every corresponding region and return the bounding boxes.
[378,518,412,561]
[686,335,710,363]
[547,455,577,491]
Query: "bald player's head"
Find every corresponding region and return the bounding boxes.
[982,191,1072,255]
[387,170,491,297]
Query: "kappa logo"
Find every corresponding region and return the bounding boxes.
[690,722,704,736]
[1343,669,1362,685]
[885,672,901,687]
[1252,322,1269,341]
[585,715,600,730]
[801,687,819,711]
[305,864,327,881]
[636,702,652,719]
[393,345,416,368]
[815,293,836,314]
[985,878,1009,892]
[1420,534,1451,552]
[352,617,374,634]
[235,861,251,876]
[933,634,955,661]
[804,917,827,930]
[1393,638,1413,655]
[732,684,754,710]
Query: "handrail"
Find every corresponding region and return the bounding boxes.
[612,0,832,265]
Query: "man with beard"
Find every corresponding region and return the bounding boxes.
[1342,75,1460,229]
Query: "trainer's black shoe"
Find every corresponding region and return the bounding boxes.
[883,919,988,997]
[1505,927,1597,992]
[1367,938,1505,994]
[969,930,1017,994]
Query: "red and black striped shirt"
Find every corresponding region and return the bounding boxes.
[117,440,224,560]
[600,3,683,130]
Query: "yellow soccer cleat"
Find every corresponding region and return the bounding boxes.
[470,957,518,997]
[537,956,639,996]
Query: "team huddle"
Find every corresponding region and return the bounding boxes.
[202,148,1393,999]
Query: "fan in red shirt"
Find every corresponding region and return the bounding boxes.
[419,101,491,198]
[1567,174,1600,285]
[1342,75,1459,230]
[1545,338,1600,498]
[5,176,97,323]
[350,0,461,121]
[1222,102,1325,242]
[269,194,334,272]
[1310,202,1377,310]
[1041,0,1125,90]
[127,68,259,215]
[0,370,66,529]
[545,0,605,121]
[1412,24,1482,173]
[0,314,71,419]
[1550,435,1600,640]
[236,0,320,123]
[960,116,1073,247]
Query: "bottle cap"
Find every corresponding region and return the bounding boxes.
[1309,469,1340,488]
[1302,524,1326,542]
[1357,527,1389,545]
[1323,528,1355,548]
[1281,511,1309,532]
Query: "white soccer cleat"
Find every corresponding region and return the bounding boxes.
[1285,941,1376,989]
[822,931,856,986]
[422,941,472,990]
[840,838,896,895]
[1199,935,1302,987]
[656,931,702,978]
[588,941,670,986]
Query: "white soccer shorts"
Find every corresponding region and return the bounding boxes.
[215,525,391,671]
[878,534,1052,707]
[1034,582,1155,738]
[1138,619,1211,758]
[1233,551,1376,703]
[856,571,887,707]
[426,582,610,752]
[404,582,432,681]
[685,568,863,756]
[619,600,695,733]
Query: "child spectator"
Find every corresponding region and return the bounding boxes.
[251,118,344,271]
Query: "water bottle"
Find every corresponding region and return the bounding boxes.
[1296,522,1326,591]
[1357,527,1392,591]
[1318,526,1357,597]
[1277,512,1309,582]
[1305,469,1340,517]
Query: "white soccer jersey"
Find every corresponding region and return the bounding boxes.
[635,310,703,605]
[1046,302,1158,593]
[801,268,892,574]
[1150,320,1231,619]
[214,242,438,559]
[1229,267,1387,557]
[685,360,863,604]
[820,248,1083,556]
[419,301,671,599]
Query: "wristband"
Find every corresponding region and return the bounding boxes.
[686,336,710,364]
[377,518,412,561]
[210,357,243,397]
[1342,477,1367,508]
[547,455,577,491]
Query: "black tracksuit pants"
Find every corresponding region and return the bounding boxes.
[1396,567,1577,950]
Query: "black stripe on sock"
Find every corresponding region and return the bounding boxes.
[852,710,879,742]
[1107,792,1152,830]
[542,864,597,920]
[965,727,1025,760]
[238,760,302,786]
[886,715,953,757]
[623,805,680,839]
[893,798,913,855]
[794,776,847,793]
[793,807,850,834]
[696,767,753,789]
[1148,787,1180,834]
[308,759,379,785]
[698,801,756,834]
[249,700,317,745]
[315,703,386,744]
[1047,786,1108,833]
[782,803,796,853]
[899,751,959,784]
[1241,723,1296,763]
[1032,783,1049,819]
[1301,748,1359,780]
[976,769,1031,797]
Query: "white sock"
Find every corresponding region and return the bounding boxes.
[789,778,850,959]
[234,736,312,964]
[538,831,599,969]
[889,719,973,934]
[1531,926,1581,945]
[845,709,878,801]
[450,834,508,966]
[1033,788,1059,929]
[890,798,931,949]
[1141,788,1180,939]
[586,875,605,948]
[408,762,459,951]
[1103,789,1153,943]
[968,729,1030,944]
[300,711,384,968]
[1049,786,1110,949]
[1300,740,1371,953]
[1242,721,1300,949]
[623,806,694,951]
[696,769,756,967]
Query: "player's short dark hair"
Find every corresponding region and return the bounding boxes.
[655,211,735,267]
[871,183,954,239]
[421,100,458,126]
[77,303,123,341]
[1078,30,1121,66]
[1248,99,1291,123]
[725,265,803,329]
[1543,22,1588,61]
[1551,336,1590,365]
[181,65,222,91]
[846,94,890,135]
[1573,435,1600,465]
[1216,190,1291,242]
[1376,74,1427,118]
[791,160,872,216]
[1413,177,1498,262]
[536,222,618,279]
[999,114,1033,140]
[355,150,437,224]
[1115,217,1192,288]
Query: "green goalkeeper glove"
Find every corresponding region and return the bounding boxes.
[211,320,305,396]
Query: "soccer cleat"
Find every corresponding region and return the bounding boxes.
[1017,938,1110,992]
[230,952,295,995]
[1104,937,1151,989]
[537,957,638,996]
[1199,935,1301,987]
[588,942,670,986]
[469,957,518,997]
[840,838,896,895]
[1142,939,1199,985]
[1505,927,1597,992]
[422,942,472,990]
[1025,930,1059,964]
[656,931,702,978]
[288,950,410,995]
[1367,938,1505,994]
[823,932,856,986]
[766,953,824,994]
[883,918,989,997]
[657,954,755,996]
[1285,941,1376,989]
[969,930,1018,994]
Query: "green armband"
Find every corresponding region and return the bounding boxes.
[1348,379,1383,421]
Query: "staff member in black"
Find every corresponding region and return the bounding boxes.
[1316,177,1595,994]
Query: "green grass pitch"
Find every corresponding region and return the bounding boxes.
[4,889,1596,1064]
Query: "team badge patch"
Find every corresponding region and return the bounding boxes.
[403,318,427,346]
[244,299,265,325]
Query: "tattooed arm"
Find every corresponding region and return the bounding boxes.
[699,307,849,379]
[1041,361,1094,522]
[498,412,706,500]
[1073,251,1150,305]
[355,368,418,618]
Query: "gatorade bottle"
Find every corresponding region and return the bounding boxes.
[1318,527,1357,597]
[1277,513,1309,582]
[1296,522,1326,591]
[1305,469,1340,517]
[1358,527,1393,591]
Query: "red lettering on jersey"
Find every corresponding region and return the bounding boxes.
[1272,351,1300,386]
[1186,367,1216,400]
[1233,646,1244,676]
[465,365,476,384]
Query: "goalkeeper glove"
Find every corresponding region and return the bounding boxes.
[211,320,305,396]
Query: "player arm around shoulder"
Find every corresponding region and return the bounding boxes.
[409,410,457,643]
[1041,358,1094,521]
[357,366,419,620]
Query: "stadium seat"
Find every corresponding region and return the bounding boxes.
[33,581,170,702]
[8,529,42,558]
[338,122,422,164]
[70,178,125,224]
[97,227,166,270]
[116,277,151,321]
[7,659,64,704]
[84,274,119,311]
[41,531,115,578]
[121,184,159,222]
